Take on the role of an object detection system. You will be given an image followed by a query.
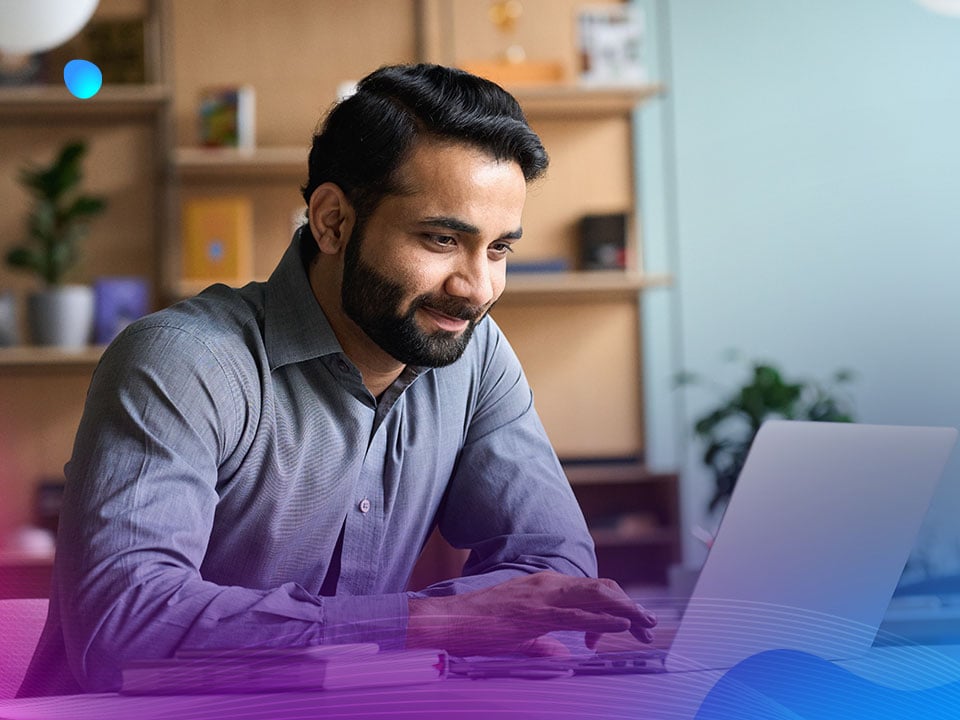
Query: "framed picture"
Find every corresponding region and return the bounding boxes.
[578,4,647,85]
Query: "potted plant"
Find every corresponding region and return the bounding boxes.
[676,354,856,516]
[5,140,106,348]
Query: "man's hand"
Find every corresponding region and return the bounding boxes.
[407,571,657,657]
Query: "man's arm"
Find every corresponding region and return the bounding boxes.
[54,322,408,692]
[405,320,656,655]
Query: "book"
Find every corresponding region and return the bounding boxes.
[198,85,256,149]
[47,18,147,84]
[174,642,380,661]
[579,213,628,270]
[120,647,447,695]
[93,276,150,344]
[505,258,571,274]
[181,197,253,284]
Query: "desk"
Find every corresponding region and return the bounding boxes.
[3,647,960,720]
[0,554,53,600]
[0,671,725,720]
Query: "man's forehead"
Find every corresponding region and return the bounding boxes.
[391,138,523,190]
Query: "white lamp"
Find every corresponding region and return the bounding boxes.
[0,0,100,55]
[916,0,960,17]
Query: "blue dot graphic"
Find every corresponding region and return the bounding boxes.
[63,59,103,99]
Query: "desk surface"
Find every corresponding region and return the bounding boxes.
[4,646,960,720]
[0,671,725,720]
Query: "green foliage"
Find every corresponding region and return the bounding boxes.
[676,355,856,513]
[5,141,107,286]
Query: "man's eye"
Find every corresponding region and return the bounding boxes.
[428,234,457,247]
[490,243,515,256]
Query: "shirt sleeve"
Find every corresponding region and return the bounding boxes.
[409,320,598,598]
[54,322,408,693]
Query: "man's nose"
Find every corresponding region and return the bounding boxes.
[444,254,494,308]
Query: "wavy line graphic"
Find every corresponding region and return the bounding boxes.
[695,649,960,720]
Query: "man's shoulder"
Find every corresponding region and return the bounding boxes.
[106,283,265,370]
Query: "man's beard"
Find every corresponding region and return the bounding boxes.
[340,232,491,367]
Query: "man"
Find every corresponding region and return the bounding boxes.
[20,63,655,696]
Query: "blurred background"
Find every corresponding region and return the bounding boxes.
[1,1,959,615]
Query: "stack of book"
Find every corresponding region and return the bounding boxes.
[121,643,447,695]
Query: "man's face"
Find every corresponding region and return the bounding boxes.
[340,140,527,367]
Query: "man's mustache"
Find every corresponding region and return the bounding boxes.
[414,296,489,323]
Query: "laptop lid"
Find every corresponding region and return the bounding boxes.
[665,420,957,672]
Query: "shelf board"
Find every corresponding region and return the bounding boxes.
[174,271,672,304]
[0,84,169,119]
[509,83,664,118]
[590,528,677,549]
[564,462,678,486]
[0,550,54,566]
[0,346,106,369]
[501,271,672,301]
[173,146,310,179]
[169,84,665,176]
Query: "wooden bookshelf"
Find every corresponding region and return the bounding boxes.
[172,146,309,179]
[0,346,106,370]
[0,85,169,119]
[509,84,664,118]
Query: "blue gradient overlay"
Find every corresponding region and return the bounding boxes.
[697,649,960,720]
[63,59,102,99]
[4,602,960,718]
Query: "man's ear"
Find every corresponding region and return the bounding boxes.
[307,183,355,255]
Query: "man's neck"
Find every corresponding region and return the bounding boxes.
[308,256,405,398]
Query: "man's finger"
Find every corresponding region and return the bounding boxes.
[519,635,572,658]
[551,607,632,634]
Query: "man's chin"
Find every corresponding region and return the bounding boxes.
[401,331,474,368]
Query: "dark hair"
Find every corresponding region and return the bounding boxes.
[300,63,549,219]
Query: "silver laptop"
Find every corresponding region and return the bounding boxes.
[664,420,957,672]
[450,420,956,678]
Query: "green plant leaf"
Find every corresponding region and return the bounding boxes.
[673,370,700,387]
[834,369,856,383]
[8,140,103,285]
[5,246,40,273]
[694,406,737,436]
[678,354,858,515]
[67,195,107,217]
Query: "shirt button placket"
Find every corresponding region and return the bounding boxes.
[358,498,371,514]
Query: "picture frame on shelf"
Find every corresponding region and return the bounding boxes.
[577,4,647,86]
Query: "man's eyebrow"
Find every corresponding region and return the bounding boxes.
[422,216,523,240]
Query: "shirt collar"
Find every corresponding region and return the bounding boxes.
[263,226,344,371]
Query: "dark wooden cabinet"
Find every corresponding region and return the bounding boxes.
[566,463,681,589]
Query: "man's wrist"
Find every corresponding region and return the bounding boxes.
[407,596,453,651]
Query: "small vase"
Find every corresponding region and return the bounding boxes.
[27,284,94,349]
[0,291,17,346]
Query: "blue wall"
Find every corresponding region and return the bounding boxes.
[639,0,960,574]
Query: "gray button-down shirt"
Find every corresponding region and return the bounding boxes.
[21,231,596,695]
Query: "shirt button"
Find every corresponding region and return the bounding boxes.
[358,498,371,513]
[337,360,349,373]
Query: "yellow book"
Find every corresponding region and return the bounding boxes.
[181,197,253,283]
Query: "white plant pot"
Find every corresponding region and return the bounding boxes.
[27,284,94,349]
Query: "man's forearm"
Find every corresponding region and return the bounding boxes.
[61,567,409,692]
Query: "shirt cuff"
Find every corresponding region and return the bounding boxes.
[321,592,410,650]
